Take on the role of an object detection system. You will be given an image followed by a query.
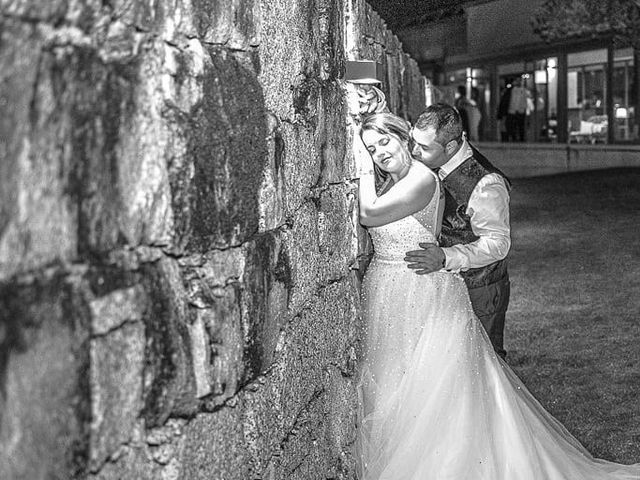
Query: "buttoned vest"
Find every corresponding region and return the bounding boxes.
[439,148,511,289]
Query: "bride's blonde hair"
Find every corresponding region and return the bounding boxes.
[360,112,413,173]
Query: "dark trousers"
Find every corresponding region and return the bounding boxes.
[505,113,525,142]
[467,276,510,359]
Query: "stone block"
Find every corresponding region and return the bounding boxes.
[241,231,290,377]
[0,11,211,277]
[109,48,175,248]
[44,41,175,257]
[188,302,244,405]
[0,275,90,479]
[315,82,349,184]
[201,290,246,407]
[270,389,330,480]
[258,112,287,232]
[230,280,358,478]
[171,47,268,252]
[87,442,160,480]
[315,0,346,82]
[3,0,195,44]
[179,410,253,480]
[181,232,292,410]
[160,38,206,115]
[89,285,147,335]
[97,1,166,39]
[145,419,187,479]
[279,121,322,216]
[322,367,359,476]
[401,55,427,122]
[89,322,146,471]
[258,0,315,118]
[282,201,322,314]
[285,279,357,385]
[146,418,186,446]
[141,257,198,426]
[187,313,214,399]
[0,0,98,27]
[0,20,78,280]
[157,0,200,45]
[180,247,245,306]
[191,0,260,49]
[316,182,359,283]
[385,53,402,115]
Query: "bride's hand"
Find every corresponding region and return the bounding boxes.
[357,85,388,115]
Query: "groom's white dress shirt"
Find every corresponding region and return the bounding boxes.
[438,139,511,273]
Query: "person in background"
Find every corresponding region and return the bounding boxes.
[497,79,512,142]
[454,85,471,136]
[466,87,482,142]
[507,77,529,141]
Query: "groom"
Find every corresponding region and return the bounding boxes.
[404,103,511,359]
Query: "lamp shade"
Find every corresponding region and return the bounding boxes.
[345,60,383,84]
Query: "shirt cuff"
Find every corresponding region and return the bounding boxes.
[442,248,462,273]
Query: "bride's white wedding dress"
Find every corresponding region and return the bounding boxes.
[356,171,639,480]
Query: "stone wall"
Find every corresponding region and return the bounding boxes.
[0,1,425,479]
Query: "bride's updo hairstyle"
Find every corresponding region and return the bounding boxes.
[360,113,413,177]
[360,112,411,146]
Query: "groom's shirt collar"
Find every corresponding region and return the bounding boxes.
[438,138,473,179]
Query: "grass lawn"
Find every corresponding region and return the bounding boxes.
[506,167,640,464]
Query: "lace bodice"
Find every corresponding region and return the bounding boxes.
[368,177,444,261]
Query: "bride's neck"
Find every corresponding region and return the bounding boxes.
[390,163,411,183]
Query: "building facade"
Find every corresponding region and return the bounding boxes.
[398,0,640,145]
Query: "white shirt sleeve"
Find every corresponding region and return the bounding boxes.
[442,173,511,271]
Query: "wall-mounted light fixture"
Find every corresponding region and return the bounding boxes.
[345,60,383,84]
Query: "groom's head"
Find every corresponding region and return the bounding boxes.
[411,103,464,169]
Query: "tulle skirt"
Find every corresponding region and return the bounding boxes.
[356,257,640,480]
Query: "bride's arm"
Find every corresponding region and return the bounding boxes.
[357,157,436,227]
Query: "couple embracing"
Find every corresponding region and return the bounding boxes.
[352,93,639,479]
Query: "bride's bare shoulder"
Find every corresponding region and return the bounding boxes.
[407,161,437,183]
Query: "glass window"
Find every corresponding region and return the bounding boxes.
[612,49,638,143]
[442,67,490,142]
[531,58,558,142]
[496,58,557,143]
[567,49,608,144]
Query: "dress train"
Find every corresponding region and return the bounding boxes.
[356,173,640,479]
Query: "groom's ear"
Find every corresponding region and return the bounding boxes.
[444,140,457,156]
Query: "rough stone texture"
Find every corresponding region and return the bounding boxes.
[140,257,198,426]
[0,0,427,478]
[178,47,267,252]
[0,273,90,480]
[0,20,79,280]
[89,321,145,471]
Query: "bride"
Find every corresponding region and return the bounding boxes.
[354,111,640,479]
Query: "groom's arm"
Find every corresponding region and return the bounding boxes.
[405,174,510,275]
[442,174,511,271]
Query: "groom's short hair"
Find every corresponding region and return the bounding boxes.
[415,103,463,147]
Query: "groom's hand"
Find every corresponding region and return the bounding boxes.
[404,243,446,275]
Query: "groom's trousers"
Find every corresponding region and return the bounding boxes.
[467,274,510,359]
